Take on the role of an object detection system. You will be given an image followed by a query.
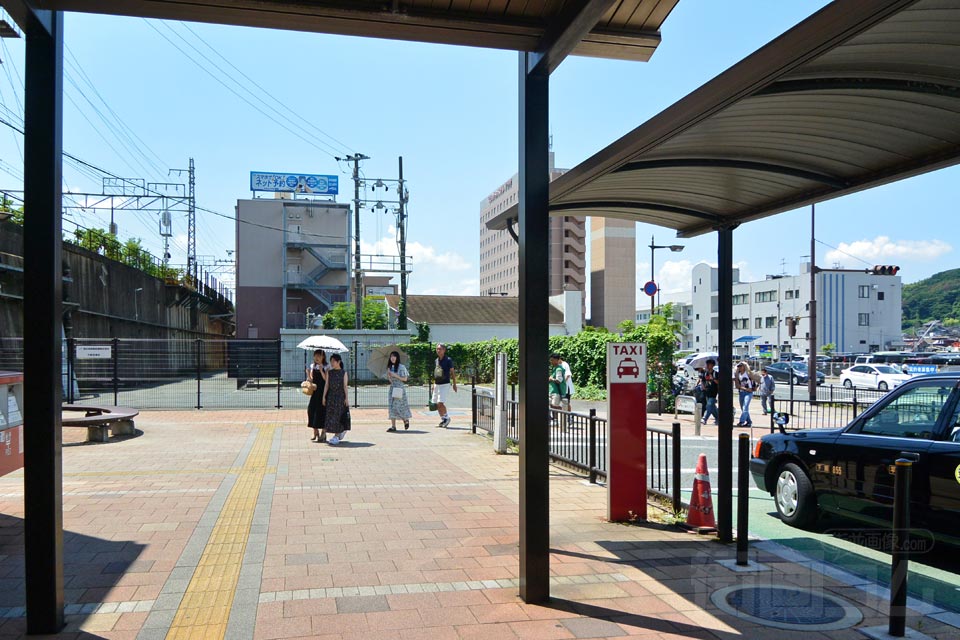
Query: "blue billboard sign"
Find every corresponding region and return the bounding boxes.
[250,172,338,195]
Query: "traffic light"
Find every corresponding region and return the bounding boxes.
[786,316,797,337]
[871,265,900,275]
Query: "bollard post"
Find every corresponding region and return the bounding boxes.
[353,341,359,408]
[737,433,750,566]
[889,458,912,637]
[694,402,702,437]
[471,387,477,434]
[588,409,598,484]
[671,422,681,514]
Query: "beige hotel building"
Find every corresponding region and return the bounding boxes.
[479,154,586,306]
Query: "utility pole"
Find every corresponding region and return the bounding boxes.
[397,156,409,330]
[337,153,369,329]
[188,158,196,282]
[808,203,818,403]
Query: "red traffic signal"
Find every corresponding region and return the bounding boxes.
[871,265,900,275]
[786,316,797,337]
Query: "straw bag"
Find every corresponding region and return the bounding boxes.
[300,380,316,396]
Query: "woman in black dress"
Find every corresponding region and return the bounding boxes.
[322,353,350,445]
[306,349,328,442]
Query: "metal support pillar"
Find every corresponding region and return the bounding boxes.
[23,9,65,634]
[717,226,735,543]
[518,50,550,604]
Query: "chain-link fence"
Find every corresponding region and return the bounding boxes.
[0,337,429,410]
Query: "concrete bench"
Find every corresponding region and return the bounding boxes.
[62,405,139,443]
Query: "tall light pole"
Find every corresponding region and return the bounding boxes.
[649,235,684,320]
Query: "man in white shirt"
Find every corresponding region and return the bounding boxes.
[559,357,574,412]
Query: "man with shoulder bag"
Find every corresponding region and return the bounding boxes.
[432,343,457,428]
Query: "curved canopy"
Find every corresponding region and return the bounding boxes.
[488,0,960,237]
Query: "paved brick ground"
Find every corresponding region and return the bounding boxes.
[0,408,956,639]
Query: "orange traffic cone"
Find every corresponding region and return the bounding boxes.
[684,453,717,533]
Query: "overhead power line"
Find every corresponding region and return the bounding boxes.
[145,20,349,160]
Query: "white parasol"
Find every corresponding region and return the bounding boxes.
[296,335,349,353]
[367,345,409,379]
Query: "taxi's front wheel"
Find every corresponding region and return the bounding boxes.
[775,463,816,529]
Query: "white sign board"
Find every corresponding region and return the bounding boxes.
[606,343,647,384]
[76,346,112,360]
[675,395,696,414]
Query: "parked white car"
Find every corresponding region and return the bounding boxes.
[840,364,911,391]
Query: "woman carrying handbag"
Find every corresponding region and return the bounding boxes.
[385,351,411,432]
[305,350,328,442]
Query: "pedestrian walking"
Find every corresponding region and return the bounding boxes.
[549,354,565,423]
[699,360,719,425]
[385,351,412,432]
[759,367,776,415]
[735,361,759,427]
[306,349,328,443]
[559,356,574,412]
[323,353,350,445]
[432,344,457,428]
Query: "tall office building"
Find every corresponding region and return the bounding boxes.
[478,153,586,303]
[590,218,636,330]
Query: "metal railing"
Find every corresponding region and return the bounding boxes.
[770,385,882,431]
[473,395,682,509]
[0,337,426,410]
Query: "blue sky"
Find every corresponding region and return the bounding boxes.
[0,1,956,303]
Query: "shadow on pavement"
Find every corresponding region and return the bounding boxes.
[0,512,146,634]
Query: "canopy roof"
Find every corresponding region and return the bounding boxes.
[37,0,676,63]
[488,0,960,237]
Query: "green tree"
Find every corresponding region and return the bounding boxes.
[820,343,836,357]
[321,297,388,330]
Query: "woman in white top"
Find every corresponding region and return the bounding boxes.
[386,351,412,432]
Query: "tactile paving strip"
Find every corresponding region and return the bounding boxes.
[165,425,276,640]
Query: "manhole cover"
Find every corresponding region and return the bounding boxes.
[711,586,862,631]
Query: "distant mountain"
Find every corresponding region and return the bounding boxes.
[902,268,960,329]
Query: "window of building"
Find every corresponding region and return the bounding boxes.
[755,290,777,303]
[878,291,885,301]
[732,294,749,305]
[754,318,762,329]
[765,316,776,328]
[734,318,749,330]
[695,314,700,320]
[795,289,800,298]
[859,313,870,326]
[784,290,793,299]
[858,285,871,298]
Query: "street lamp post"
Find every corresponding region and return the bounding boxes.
[649,235,684,320]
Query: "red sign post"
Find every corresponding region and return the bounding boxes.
[606,343,647,521]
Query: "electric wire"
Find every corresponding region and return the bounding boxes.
[815,239,874,268]
[145,20,345,160]
[177,20,354,155]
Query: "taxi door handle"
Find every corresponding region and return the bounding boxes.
[898,451,921,462]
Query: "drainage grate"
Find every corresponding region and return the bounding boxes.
[711,585,863,631]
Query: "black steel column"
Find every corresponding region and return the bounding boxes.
[518,51,550,604]
[717,226,735,543]
[23,9,65,634]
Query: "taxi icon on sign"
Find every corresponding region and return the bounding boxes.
[617,358,640,378]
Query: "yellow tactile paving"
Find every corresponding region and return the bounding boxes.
[165,424,277,640]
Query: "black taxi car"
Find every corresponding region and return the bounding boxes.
[751,374,960,546]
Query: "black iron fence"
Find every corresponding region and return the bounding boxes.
[471,389,682,510]
[770,385,882,431]
[0,337,427,409]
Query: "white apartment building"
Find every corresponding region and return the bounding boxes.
[478,152,586,301]
[636,301,696,350]
[690,262,902,356]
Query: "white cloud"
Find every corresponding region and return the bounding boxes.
[657,259,695,294]
[362,227,475,295]
[825,236,952,266]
